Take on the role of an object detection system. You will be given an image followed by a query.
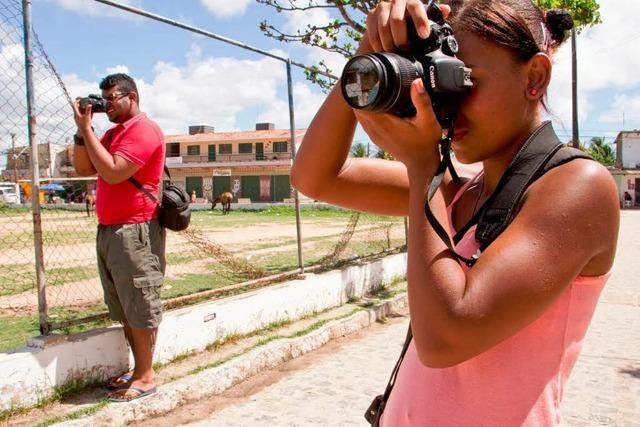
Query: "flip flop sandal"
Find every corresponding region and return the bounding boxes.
[105,373,133,390]
[108,386,157,402]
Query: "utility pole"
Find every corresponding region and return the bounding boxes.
[571,28,579,149]
[11,133,18,183]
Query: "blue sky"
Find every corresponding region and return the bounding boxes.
[8,0,640,147]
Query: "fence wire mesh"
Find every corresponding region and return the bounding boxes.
[0,0,407,353]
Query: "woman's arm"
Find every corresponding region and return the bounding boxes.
[291,82,411,216]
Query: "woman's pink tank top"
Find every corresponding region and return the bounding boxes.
[381,172,609,426]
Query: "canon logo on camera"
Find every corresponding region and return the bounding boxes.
[429,65,437,89]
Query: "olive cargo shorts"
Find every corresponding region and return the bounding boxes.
[97,220,166,329]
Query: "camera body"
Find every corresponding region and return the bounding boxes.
[340,0,472,128]
[78,94,107,113]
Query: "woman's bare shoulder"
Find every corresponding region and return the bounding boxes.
[522,158,619,274]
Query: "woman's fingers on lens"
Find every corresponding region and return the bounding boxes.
[389,0,409,49]
[406,0,430,38]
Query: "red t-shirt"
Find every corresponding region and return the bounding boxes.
[96,113,165,225]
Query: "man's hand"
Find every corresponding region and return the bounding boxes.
[72,98,93,138]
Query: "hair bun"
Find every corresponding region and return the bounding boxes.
[545,9,574,44]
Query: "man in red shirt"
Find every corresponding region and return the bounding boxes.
[72,73,165,402]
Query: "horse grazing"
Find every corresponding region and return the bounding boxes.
[85,194,96,217]
[211,192,233,215]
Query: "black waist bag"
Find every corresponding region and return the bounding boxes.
[130,166,191,232]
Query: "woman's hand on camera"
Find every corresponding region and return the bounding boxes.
[362,0,450,54]
[354,78,442,172]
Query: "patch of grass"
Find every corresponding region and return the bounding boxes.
[0,229,96,251]
[39,374,106,408]
[162,270,239,300]
[0,264,98,297]
[0,314,40,352]
[188,308,363,376]
[34,400,109,427]
[0,371,109,425]
[0,205,31,214]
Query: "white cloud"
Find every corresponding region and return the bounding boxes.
[200,0,252,18]
[56,45,330,136]
[547,0,640,129]
[47,0,143,20]
[283,5,332,35]
[256,82,326,129]
[61,46,291,134]
[278,2,354,80]
[104,65,130,76]
[599,94,640,124]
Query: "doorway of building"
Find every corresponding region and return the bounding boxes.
[635,178,640,206]
[186,176,203,198]
[213,175,231,198]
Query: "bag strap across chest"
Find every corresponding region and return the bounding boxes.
[427,121,592,266]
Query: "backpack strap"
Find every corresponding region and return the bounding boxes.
[424,121,593,266]
[473,122,591,251]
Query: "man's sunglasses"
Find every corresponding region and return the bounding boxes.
[104,92,130,103]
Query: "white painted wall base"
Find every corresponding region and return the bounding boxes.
[0,253,407,411]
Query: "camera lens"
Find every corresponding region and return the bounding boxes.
[341,55,384,109]
[341,53,421,116]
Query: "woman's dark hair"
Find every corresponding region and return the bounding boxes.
[446,0,574,61]
[99,73,139,100]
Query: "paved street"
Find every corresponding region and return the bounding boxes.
[156,211,640,427]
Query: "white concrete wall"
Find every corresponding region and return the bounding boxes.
[0,253,407,411]
[621,134,640,169]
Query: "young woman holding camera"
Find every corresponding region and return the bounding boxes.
[291,0,619,425]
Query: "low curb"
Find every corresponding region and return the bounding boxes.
[54,293,408,427]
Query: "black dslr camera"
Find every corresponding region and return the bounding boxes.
[340,0,472,128]
[78,94,107,113]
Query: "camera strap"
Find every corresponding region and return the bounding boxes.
[423,129,479,266]
[423,121,593,267]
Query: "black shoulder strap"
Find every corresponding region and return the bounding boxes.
[129,165,172,206]
[423,136,478,267]
[380,325,413,404]
[473,122,591,251]
[425,121,593,266]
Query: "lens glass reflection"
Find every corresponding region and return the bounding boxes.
[343,57,381,108]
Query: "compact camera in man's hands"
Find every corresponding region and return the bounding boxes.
[78,94,107,113]
[341,0,472,128]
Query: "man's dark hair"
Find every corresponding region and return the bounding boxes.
[99,73,139,100]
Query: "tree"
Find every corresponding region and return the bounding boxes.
[350,141,368,157]
[587,136,615,166]
[257,0,601,90]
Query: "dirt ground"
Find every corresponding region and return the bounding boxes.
[0,216,404,312]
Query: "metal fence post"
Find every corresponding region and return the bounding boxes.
[287,59,304,272]
[22,0,49,335]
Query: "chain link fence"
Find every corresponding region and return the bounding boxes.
[0,0,407,353]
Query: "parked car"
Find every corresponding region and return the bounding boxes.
[0,183,20,204]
